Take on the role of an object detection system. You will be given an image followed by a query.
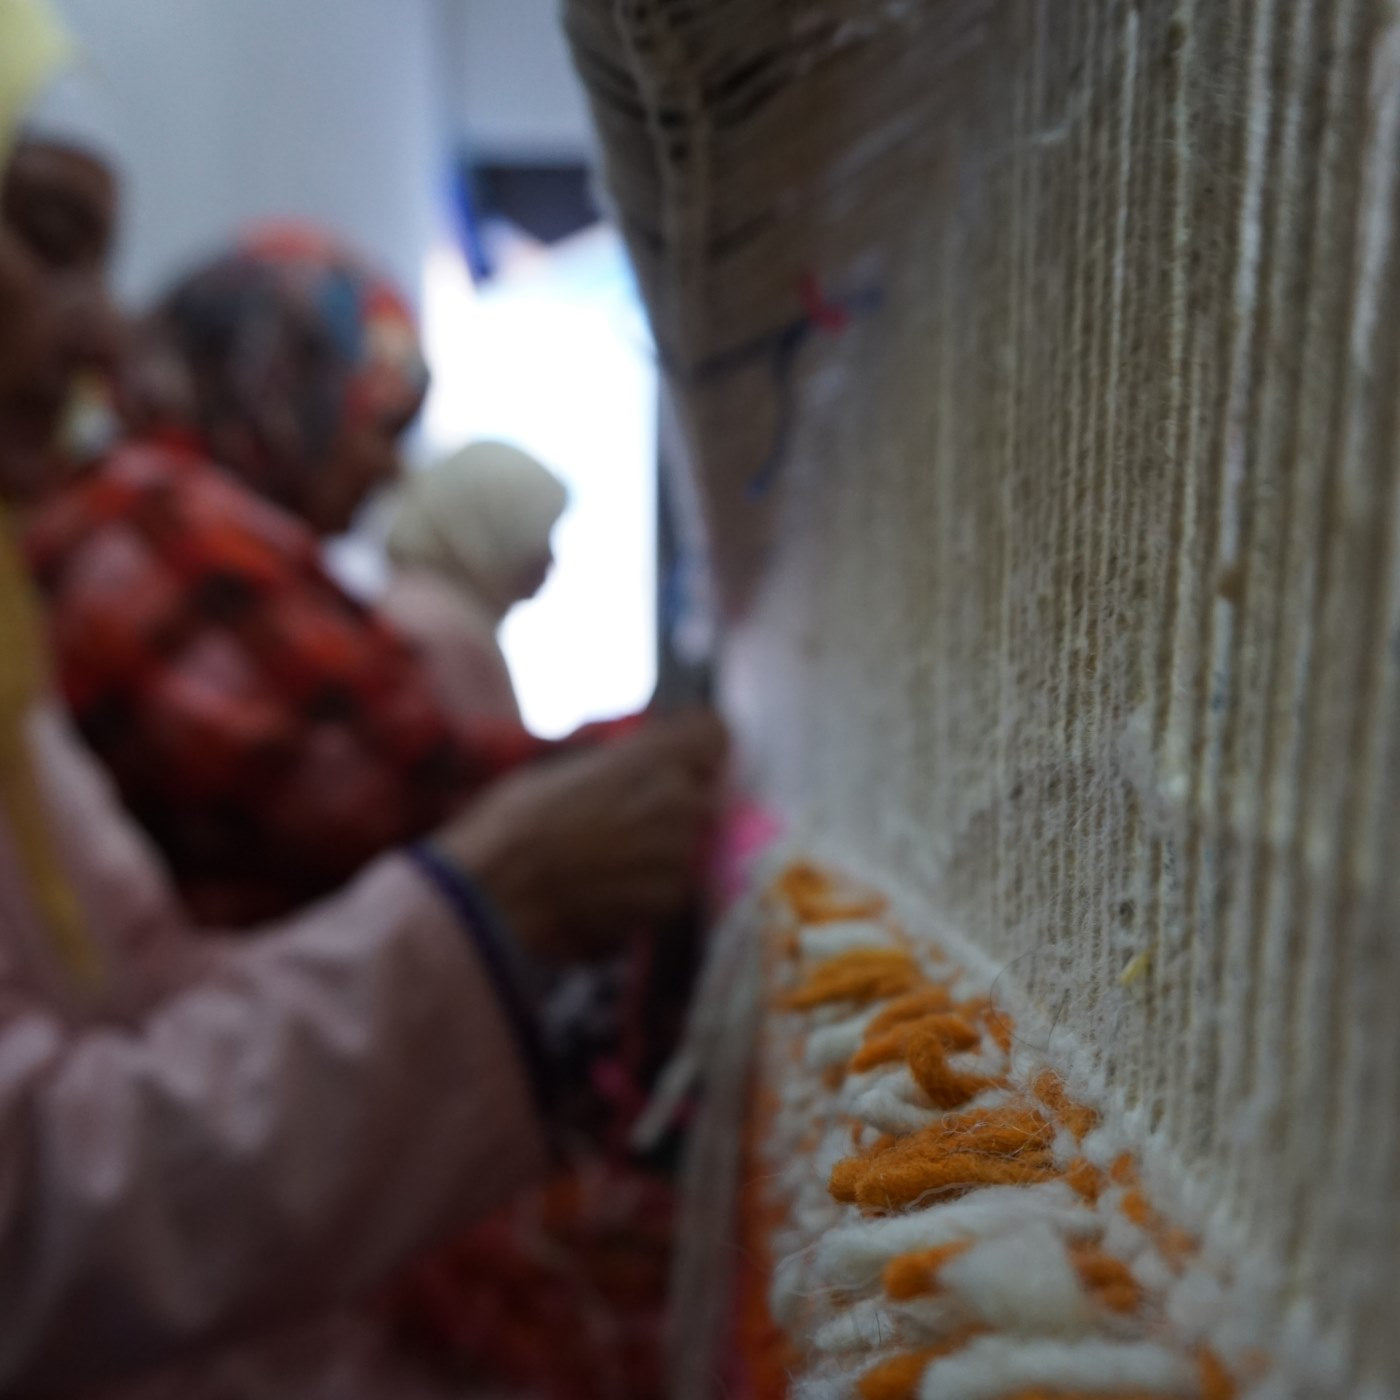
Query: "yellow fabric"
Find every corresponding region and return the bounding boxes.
[0,511,101,985]
[0,0,101,988]
[0,0,69,157]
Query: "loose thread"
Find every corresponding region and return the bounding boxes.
[654,276,883,499]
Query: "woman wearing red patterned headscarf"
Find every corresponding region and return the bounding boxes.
[27,228,562,926]
[151,223,430,535]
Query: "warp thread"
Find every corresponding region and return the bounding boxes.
[655,276,883,498]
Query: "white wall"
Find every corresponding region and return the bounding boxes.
[53,0,444,305]
[440,0,593,162]
[48,0,596,305]
[418,229,657,736]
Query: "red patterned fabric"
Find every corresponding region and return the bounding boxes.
[26,437,553,925]
[380,1152,676,1400]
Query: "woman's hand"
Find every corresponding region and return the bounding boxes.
[435,710,728,963]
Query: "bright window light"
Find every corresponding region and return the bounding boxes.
[417,227,657,738]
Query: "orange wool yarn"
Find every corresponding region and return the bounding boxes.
[841,1148,1059,1213]
[882,1238,974,1299]
[1197,1348,1239,1400]
[830,1105,1058,1205]
[1110,1154,1137,1186]
[1113,1164,1196,1270]
[906,1035,999,1109]
[851,1013,981,1072]
[981,1006,1016,1054]
[864,986,958,1037]
[1070,1243,1143,1314]
[743,861,1253,1400]
[1121,1188,1155,1228]
[1032,1070,1100,1141]
[776,861,889,924]
[856,1326,987,1400]
[784,949,923,1009]
[857,1348,943,1400]
[1064,1157,1107,1203]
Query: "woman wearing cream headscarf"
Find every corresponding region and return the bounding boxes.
[385,440,570,723]
[0,6,725,1394]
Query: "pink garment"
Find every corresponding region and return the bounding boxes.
[708,799,786,909]
[0,698,547,1399]
[381,568,523,725]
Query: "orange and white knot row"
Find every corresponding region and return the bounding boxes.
[738,861,1263,1400]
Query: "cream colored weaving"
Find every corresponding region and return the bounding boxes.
[565,2,1400,1395]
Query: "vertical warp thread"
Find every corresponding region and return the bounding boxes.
[561,0,1400,1387]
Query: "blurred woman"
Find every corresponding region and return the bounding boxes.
[146,239,690,1400]
[0,6,724,1395]
[150,222,426,535]
[28,234,595,925]
[384,439,569,724]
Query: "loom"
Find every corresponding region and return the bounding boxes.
[564,3,1400,1397]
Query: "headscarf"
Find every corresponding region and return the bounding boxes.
[154,223,429,516]
[0,0,102,986]
[387,440,570,623]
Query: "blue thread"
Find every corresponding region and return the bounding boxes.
[407,843,554,1119]
[655,282,883,498]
